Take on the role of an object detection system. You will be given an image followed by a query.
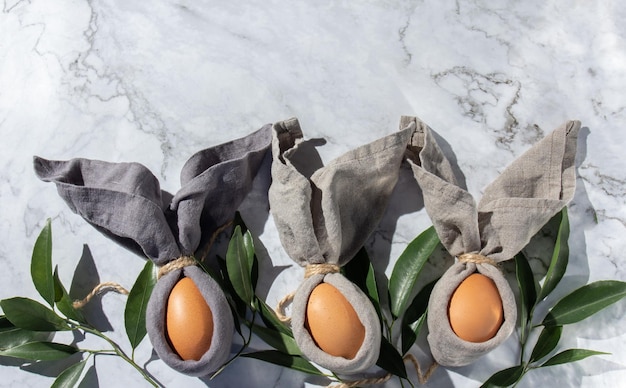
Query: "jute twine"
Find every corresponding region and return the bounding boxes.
[157,255,197,279]
[458,253,499,268]
[73,220,235,309]
[72,281,129,309]
[275,263,340,324]
[326,354,438,387]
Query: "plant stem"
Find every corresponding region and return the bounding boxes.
[211,309,257,379]
[76,323,159,387]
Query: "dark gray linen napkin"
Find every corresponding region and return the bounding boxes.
[403,116,580,366]
[269,117,414,373]
[33,124,271,376]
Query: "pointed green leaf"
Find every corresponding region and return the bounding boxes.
[125,260,156,350]
[480,365,525,387]
[243,231,259,291]
[241,350,324,376]
[529,325,562,363]
[217,256,246,335]
[226,226,254,306]
[53,267,86,324]
[0,341,78,360]
[542,280,626,326]
[251,324,300,355]
[389,226,440,318]
[376,337,407,379]
[254,298,293,337]
[343,248,380,316]
[0,297,70,331]
[515,252,537,344]
[401,279,437,354]
[31,219,55,307]
[0,317,46,350]
[537,209,569,301]
[540,349,609,367]
[51,358,88,388]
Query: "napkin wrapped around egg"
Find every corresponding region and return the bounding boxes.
[269,117,415,373]
[33,125,272,376]
[402,116,580,366]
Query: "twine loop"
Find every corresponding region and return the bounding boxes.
[157,255,197,279]
[72,281,129,309]
[326,354,438,387]
[275,263,341,324]
[458,253,498,268]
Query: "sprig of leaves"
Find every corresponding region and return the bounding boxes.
[0,219,159,387]
[482,209,626,387]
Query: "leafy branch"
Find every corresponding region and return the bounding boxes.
[0,219,159,387]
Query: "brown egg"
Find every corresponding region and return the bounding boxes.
[165,277,214,360]
[305,283,365,359]
[448,273,504,343]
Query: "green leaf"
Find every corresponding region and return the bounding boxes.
[401,279,437,355]
[53,267,87,324]
[515,252,537,344]
[241,350,324,376]
[31,218,55,307]
[537,209,569,301]
[254,298,293,337]
[540,349,609,367]
[226,226,254,306]
[51,358,88,388]
[0,297,70,331]
[389,226,440,318]
[542,280,626,326]
[0,341,78,361]
[480,365,525,387]
[251,324,300,355]
[125,260,156,350]
[243,231,259,291]
[343,248,380,316]
[0,317,46,350]
[529,325,562,363]
[376,337,407,379]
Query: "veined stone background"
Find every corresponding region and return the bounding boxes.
[1,0,624,386]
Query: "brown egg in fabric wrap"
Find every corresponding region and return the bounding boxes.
[34,124,272,376]
[268,117,416,373]
[403,116,580,366]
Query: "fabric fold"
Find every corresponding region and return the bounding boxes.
[34,124,272,376]
[404,116,580,366]
[269,117,414,373]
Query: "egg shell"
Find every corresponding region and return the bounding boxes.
[448,273,504,343]
[305,282,365,359]
[165,277,214,360]
[146,265,234,376]
[291,273,381,374]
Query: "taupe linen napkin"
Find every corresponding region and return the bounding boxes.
[269,117,414,373]
[403,116,580,366]
[33,125,271,376]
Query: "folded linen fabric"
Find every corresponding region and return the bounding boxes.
[403,116,580,366]
[269,117,414,373]
[33,124,272,376]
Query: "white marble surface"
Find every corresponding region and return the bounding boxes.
[1,0,625,387]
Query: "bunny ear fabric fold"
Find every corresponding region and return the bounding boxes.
[34,125,273,377]
[172,124,272,255]
[269,117,414,373]
[33,157,180,264]
[405,116,580,367]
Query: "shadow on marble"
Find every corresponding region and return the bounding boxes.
[70,245,114,333]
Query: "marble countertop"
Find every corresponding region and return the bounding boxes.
[1,0,625,387]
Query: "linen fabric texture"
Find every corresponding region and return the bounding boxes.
[33,124,272,376]
[403,116,580,366]
[269,117,414,373]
